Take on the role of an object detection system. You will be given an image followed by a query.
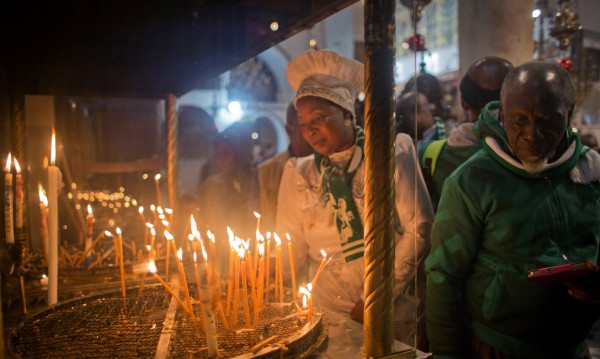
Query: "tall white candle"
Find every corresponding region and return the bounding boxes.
[14,157,23,230]
[48,129,61,305]
[4,153,14,244]
[84,204,94,264]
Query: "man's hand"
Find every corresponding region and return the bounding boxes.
[350,298,364,324]
[564,274,600,305]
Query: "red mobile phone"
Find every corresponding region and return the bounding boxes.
[527,261,599,285]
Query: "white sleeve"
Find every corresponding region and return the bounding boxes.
[276,159,309,282]
[393,134,434,297]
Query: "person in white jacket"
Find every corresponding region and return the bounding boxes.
[276,49,434,349]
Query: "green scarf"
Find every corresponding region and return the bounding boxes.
[314,127,365,263]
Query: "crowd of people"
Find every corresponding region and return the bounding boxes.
[187,49,600,359]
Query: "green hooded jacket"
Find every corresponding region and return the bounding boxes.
[425,101,600,359]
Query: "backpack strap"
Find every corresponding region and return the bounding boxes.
[421,139,447,177]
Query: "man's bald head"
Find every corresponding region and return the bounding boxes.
[460,56,513,121]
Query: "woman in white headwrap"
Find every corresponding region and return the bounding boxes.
[276,49,434,348]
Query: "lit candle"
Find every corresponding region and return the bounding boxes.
[148,260,193,318]
[207,230,216,268]
[286,233,297,301]
[13,157,23,230]
[4,153,14,244]
[164,230,174,282]
[311,249,328,287]
[176,248,195,322]
[254,242,265,326]
[265,232,271,303]
[84,204,94,265]
[193,252,205,323]
[225,229,235,317]
[38,184,49,263]
[274,233,283,302]
[138,206,146,225]
[198,246,219,358]
[252,212,261,278]
[239,248,252,328]
[230,240,241,328]
[299,284,313,321]
[154,174,162,207]
[116,227,126,298]
[47,129,61,305]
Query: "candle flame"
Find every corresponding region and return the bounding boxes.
[193,252,197,263]
[42,274,47,279]
[177,248,183,261]
[302,294,308,308]
[150,204,156,211]
[87,204,93,215]
[165,208,173,214]
[13,158,21,173]
[299,286,310,296]
[274,233,281,246]
[138,206,144,214]
[38,183,48,206]
[146,245,151,251]
[161,220,169,227]
[201,243,208,262]
[320,249,327,258]
[190,215,198,235]
[258,243,264,256]
[188,234,194,241]
[164,230,174,241]
[239,248,245,260]
[105,231,112,236]
[157,206,164,215]
[207,230,215,244]
[116,227,122,236]
[253,211,261,219]
[154,174,161,181]
[307,283,313,292]
[148,260,157,274]
[150,228,156,237]
[145,222,154,229]
[286,233,291,242]
[51,129,56,165]
[226,226,234,242]
[4,153,11,171]
[266,232,272,240]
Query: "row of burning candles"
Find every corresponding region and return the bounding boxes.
[136,214,331,357]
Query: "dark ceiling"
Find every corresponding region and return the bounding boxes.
[0,0,357,98]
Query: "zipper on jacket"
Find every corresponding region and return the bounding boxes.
[543,176,571,263]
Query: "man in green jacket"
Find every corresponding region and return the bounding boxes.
[426,61,600,358]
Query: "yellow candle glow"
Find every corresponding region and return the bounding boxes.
[176,248,195,322]
[265,232,271,303]
[164,229,174,281]
[13,158,23,230]
[239,249,252,328]
[299,284,313,321]
[311,249,328,287]
[84,205,94,264]
[274,234,283,302]
[38,184,49,263]
[154,174,162,206]
[4,153,14,245]
[116,227,126,298]
[286,233,297,301]
[148,260,193,318]
[47,129,61,305]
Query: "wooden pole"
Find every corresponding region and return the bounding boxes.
[363,0,396,357]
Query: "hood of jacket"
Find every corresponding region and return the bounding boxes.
[472,101,586,179]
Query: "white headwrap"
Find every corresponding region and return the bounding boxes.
[286,49,364,117]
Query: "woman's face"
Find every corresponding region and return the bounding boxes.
[296,97,355,156]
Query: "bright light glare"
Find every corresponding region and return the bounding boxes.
[227,101,242,114]
[270,22,279,31]
[532,9,541,18]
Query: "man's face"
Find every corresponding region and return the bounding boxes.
[502,72,569,172]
